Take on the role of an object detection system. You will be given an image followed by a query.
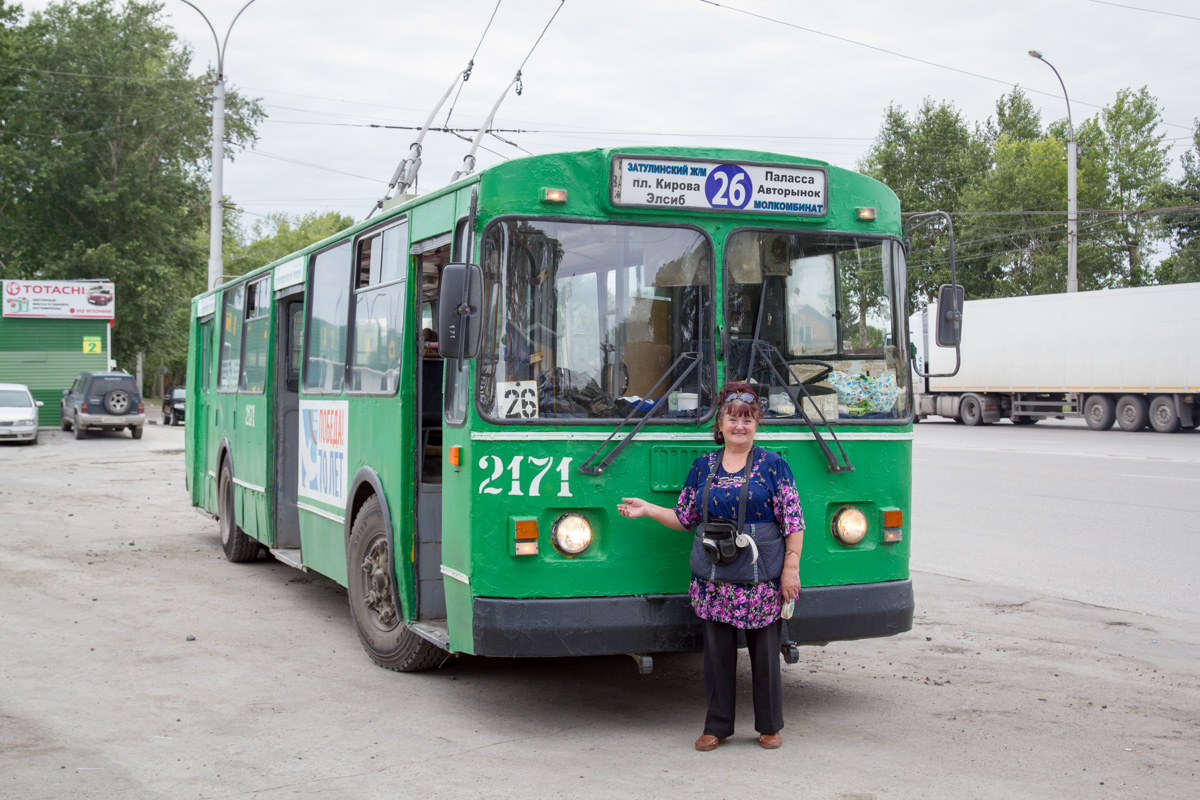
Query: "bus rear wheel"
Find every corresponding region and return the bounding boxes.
[347,496,444,672]
[219,464,259,562]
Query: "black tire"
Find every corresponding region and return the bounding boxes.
[347,496,444,672]
[1011,415,1038,425]
[960,395,984,426]
[1148,395,1180,433]
[73,414,86,440]
[61,411,71,432]
[103,389,131,415]
[1116,395,1148,432]
[1083,395,1116,431]
[218,464,259,562]
[131,425,143,440]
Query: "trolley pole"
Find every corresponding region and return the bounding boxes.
[1029,50,1078,293]
[177,0,260,290]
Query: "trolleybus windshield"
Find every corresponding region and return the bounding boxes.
[479,219,713,421]
[724,231,910,422]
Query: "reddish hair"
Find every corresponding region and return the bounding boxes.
[713,381,763,444]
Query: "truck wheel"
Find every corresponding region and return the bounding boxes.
[347,496,444,672]
[73,414,86,440]
[1116,395,1148,432]
[1148,395,1180,433]
[1083,395,1116,431]
[960,396,984,426]
[218,464,259,562]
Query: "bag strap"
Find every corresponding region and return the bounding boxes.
[700,447,756,531]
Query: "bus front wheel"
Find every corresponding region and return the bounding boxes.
[347,496,444,672]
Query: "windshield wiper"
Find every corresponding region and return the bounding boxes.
[735,338,854,474]
[577,351,702,476]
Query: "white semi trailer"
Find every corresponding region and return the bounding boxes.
[910,283,1200,432]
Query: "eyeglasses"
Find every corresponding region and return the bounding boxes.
[722,391,757,406]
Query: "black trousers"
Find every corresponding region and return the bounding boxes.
[702,617,784,737]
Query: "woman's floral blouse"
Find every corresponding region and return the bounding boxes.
[674,447,804,629]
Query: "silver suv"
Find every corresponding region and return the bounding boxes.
[61,372,145,439]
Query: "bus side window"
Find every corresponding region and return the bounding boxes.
[349,220,407,395]
[218,283,246,392]
[303,241,352,393]
[240,277,271,394]
[444,217,470,426]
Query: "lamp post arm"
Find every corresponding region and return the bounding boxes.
[221,0,261,71]
[176,0,222,73]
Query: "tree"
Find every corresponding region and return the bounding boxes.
[226,210,356,276]
[1093,87,1171,287]
[0,0,262,377]
[1155,120,1200,285]
[858,98,991,308]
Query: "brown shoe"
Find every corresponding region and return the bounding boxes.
[694,734,726,751]
[758,732,782,749]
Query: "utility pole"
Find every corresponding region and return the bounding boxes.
[1030,50,1078,293]
[177,1,260,290]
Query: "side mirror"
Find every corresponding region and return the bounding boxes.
[62,389,69,396]
[437,262,484,360]
[36,400,44,407]
[935,284,964,348]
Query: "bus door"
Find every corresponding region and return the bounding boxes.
[414,237,451,621]
[195,315,215,508]
[272,297,304,551]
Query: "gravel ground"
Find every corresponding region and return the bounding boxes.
[1,426,1197,799]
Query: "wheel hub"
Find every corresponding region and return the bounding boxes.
[360,537,399,630]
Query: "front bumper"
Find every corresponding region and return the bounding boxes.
[0,424,38,441]
[79,412,145,429]
[470,579,914,657]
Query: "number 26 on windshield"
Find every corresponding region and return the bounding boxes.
[478,455,573,497]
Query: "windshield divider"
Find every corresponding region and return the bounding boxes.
[577,351,702,476]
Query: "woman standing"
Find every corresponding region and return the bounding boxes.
[618,382,804,751]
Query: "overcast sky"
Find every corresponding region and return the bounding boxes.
[26,0,1200,228]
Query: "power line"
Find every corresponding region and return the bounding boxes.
[1085,0,1200,22]
[695,0,1194,132]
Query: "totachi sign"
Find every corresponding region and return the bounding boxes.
[3,280,116,319]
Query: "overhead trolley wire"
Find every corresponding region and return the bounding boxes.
[694,0,1195,132]
[442,0,503,130]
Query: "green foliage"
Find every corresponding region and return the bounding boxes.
[858,98,990,307]
[861,84,1187,305]
[0,0,262,383]
[226,210,357,277]
[1093,87,1171,287]
[1153,120,1200,285]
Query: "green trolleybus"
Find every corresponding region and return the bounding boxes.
[184,147,957,672]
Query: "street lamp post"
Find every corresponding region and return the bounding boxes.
[178,0,260,290]
[1029,50,1078,293]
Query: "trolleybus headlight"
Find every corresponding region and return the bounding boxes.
[551,513,592,555]
[831,506,868,546]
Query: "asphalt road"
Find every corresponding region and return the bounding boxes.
[1,424,1197,799]
[912,417,1200,623]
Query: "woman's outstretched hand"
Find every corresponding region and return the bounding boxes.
[617,497,649,519]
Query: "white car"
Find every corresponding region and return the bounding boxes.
[0,383,43,445]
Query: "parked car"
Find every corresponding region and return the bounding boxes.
[0,383,42,445]
[162,385,186,425]
[61,372,145,439]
